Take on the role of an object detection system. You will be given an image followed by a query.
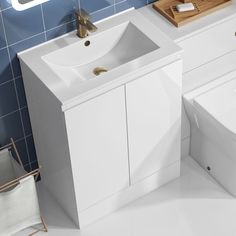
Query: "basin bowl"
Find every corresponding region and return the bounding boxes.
[43,22,159,85]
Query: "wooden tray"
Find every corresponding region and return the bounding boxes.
[170,2,200,20]
[153,0,232,27]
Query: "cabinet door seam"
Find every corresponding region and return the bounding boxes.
[124,85,132,186]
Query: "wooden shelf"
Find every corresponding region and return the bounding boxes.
[153,0,232,27]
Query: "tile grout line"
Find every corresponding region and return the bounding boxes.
[7,19,76,49]
[7,32,45,48]
[0,10,32,171]
[0,106,27,120]
[13,133,33,148]
[0,45,7,51]
[24,159,38,169]
[46,19,76,33]
[0,75,22,87]
[91,4,116,16]
[113,0,116,14]
[92,1,130,16]
[114,0,129,13]
[0,78,15,87]
[0,6,12,12]
[40,4,47,41]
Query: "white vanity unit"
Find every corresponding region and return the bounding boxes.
[140,1,236,194]
[139,1,236,157]
[18,10,182,228]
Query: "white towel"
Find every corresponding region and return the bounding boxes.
[0,148,42,235]
[0,176,42,236]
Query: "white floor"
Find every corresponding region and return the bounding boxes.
[16,157,236,236]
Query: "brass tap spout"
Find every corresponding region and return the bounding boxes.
[75,9,97,38]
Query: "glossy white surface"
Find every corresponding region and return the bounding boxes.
[43,22,159,85]
[126,61,182,184]
[11,0,49,11]
[194,78,236,136]
[15,157,236,236]
[65,87,129,212]
[178,16,236,73]
[183,50,236,93]
[18,9,181,111]
[184,69,236,196]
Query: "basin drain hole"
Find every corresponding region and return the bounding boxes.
[93,67,108,76]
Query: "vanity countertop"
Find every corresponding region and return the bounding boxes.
[18,9,181,111]
[138,1,236,42]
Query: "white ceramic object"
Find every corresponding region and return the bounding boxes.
[18,9,182,228]
[184,63,236,196]
[139,4,236,160]
[11,0,49,11]
[19,9,181,111]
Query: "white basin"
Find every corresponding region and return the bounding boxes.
[43,22,159,85]
[18,9,181,110]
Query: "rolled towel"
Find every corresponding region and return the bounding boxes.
[176,3,195,12]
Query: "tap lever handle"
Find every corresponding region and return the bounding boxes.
[75,8,90,21]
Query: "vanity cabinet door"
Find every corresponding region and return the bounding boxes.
[125,60,182,184]
[65,86,129,212]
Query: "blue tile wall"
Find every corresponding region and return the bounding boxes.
[0,0,155,171]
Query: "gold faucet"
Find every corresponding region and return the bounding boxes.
[75,9,97,38]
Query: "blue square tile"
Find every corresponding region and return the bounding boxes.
[130,0,147,8]
[23,163,31,172]
[0,80,18,116]
[0,48,13,84]
[0,14,6,49]
[30,161,39,170]
[0,0,12,10]
[0,111,24,145]
[46,21,76,40]
[80,0,114,14]
[15,77,27,108]
[2,6,44,45]
[115,1,132,13]
[13,138,29,166]
[91,6,115,22]
[21,107,32,136]
[9,33,45,78]
[42,0,77,30]
[26,135,37,163]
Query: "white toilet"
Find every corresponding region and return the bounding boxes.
[183,54,236,196]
